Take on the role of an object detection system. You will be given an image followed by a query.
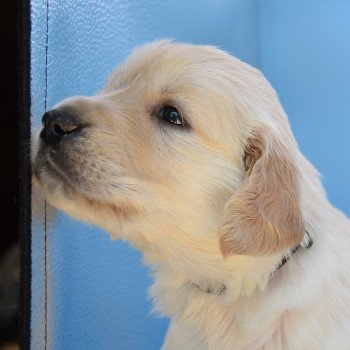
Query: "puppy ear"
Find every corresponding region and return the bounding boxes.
[218,125,304,257]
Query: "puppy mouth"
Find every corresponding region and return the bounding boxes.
[34,143,121,203]
[43,154,72,184]
[33,151,75,191]
[33,146,142,218]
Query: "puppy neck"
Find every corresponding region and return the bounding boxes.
[194,231,313,297]
[146,240,281,303]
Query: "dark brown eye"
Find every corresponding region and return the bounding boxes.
[158,107,184,126]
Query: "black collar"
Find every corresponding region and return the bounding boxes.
[194,231,313,296]
[192,282,226,296]
[275,231,313,270]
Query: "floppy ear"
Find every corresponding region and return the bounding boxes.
[218,125,304,257]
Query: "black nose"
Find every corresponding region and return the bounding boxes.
[40,109,83,145]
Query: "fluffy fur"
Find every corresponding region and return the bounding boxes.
[32,41,350,349]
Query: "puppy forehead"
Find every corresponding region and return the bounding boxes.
[107,41,234,92]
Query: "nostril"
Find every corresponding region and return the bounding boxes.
[52,122,65,136]
[52,121,79,136]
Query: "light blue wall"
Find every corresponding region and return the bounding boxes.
[31,1,259,349]
[31,1,350,349]
[259,0,350,215]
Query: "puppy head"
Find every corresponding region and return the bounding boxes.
[32,40,304,256]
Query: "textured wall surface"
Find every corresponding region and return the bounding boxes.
[30,1,258,349]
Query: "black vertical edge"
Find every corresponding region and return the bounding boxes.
[17,0,32,349]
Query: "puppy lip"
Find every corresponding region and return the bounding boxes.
[38,138,79,185]
[38,153,103,201]
[38,153,75,189]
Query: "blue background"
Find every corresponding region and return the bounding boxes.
[260,0,350,213]
[31,1,350,349]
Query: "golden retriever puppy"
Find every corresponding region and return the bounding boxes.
[32,40,350,349]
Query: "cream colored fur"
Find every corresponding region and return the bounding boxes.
[32,41,350,349]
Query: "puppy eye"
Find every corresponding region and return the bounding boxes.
[158,107,184,126]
